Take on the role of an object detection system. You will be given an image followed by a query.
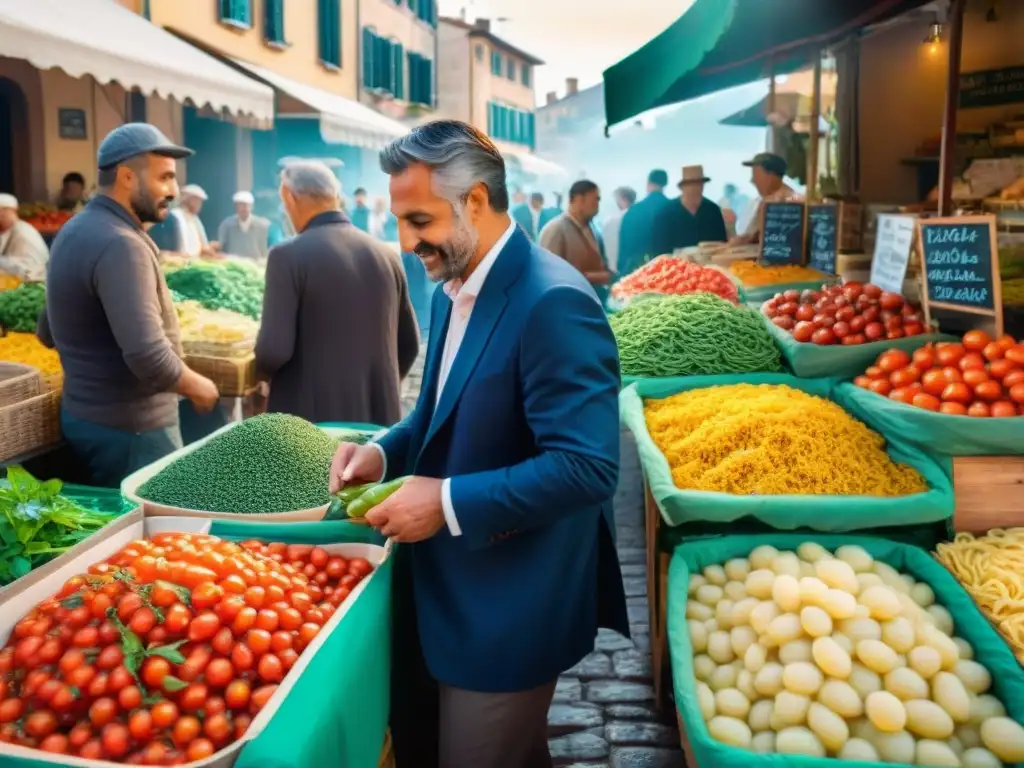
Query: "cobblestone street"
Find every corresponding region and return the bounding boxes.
[401,349,684,767]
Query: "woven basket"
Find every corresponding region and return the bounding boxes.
[0,362,41,408]
[0,389,61,462]
[40,370,63,393]
[185,353,256,398]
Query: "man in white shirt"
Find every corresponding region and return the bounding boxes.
[0,193,49,282]
[169,184,216,258]
[730,152,799,245]
[601,185,635,272]
[329,120,625,768]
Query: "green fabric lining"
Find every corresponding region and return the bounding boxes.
[620,374,955,531]
[668,533,1024,768]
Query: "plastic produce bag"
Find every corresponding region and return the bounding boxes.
[668,532,1024,768]
[835,381,1024,456]
[619,373,954,531]
[763,317,956,379]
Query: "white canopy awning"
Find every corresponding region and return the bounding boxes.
[504,150,567,179]
[0,0,274,122]
[232,60,409,150]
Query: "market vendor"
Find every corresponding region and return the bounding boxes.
[55,172,88,212]
[255,160,419,426]
[0,194,49,282]
[729,152,799,245]
[216,191,270,261]
[169,184,218,259]
[331,120,627,768]
[651,164,728,254]
[38,123,220,487]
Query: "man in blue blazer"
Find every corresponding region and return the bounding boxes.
[330,120,627,768]
[511,191,558,241]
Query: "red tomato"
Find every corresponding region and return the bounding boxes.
[963,369,990,388]
[903,322,925,337]
[191,582,224,611]
[225,679,251,710]
[179,683,208,712]
[877,349,911,373]
[912,392,941,411]
[988,359,1018,382]
[1010,383,1024,405]
[865,366,885,379]
[879,292,904,311]
[867,379,891,396]
[188,612,221,642]
[983,341,1005,361]
[250,685,278,714]
[936,343,966,366]
[811,327,836,345]
[1004,370,1024,389]
[962,329,992,351]
[172,716,201,748]
[974,380,1003,402]
[890,367,921,388]
[912,347,937,370]
[940,366,964,384]
[257,654,284,683]
[941,382,972,405]
[1004,345,1024,365]
[939,401,968,416]
[864,322,885,341]
[854,376,871,388]
[959,352,986,371]
[991,401,1018,418]
[205,659,234,689]
[921,369,948,397]
[968,402,991,417]
[142,656,171,689]
[772,315,796,331]
[151,701,179,729]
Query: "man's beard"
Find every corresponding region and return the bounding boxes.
[132,189,173,224]
[414,209,478,283]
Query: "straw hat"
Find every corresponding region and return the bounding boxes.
[678,165,710,187]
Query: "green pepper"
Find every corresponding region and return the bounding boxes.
[335,482,376,505]
[345,477,408,519]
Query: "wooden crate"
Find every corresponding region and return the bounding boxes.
[953,456,1024,532]
[185,353,257,398]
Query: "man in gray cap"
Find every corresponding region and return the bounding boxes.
[38,122,220,487]
[730,152,799,245]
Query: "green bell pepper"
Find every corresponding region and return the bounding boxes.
[345,477,408,519]
[335,482,376,505]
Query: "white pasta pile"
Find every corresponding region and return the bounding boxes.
[686,542,1024,766]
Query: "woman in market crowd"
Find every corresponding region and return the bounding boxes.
[254,160,420,426]
[330,120,627,768]
[651,165,728,254]
[729,151,799,245]
[37,123,220,487]
[0,193,49,282]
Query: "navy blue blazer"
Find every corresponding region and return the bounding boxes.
[377,226,627,692]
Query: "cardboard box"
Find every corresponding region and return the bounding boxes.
[0,515,390,768]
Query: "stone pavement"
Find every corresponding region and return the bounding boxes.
[400,349,685,766]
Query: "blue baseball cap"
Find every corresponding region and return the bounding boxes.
[97,122,194,169]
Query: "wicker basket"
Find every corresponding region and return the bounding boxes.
[0,362,41,408]
[40,370,63,393]
[184,353,257,397]
[0,390,61,462]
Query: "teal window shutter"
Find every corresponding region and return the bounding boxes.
[521,65,531,87]
[487,102,495,136]
[219,0,252,27]
[507,59,516,81]
[264,0,286,44]
[362,28,375,88]
[318,0,341,68]
[427,58,434,106]
[527,112,536,148]
[375,35,389,90]
[392,42,404,99]
[491,51,501,76]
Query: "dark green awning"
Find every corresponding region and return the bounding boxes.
[603,0,930,129]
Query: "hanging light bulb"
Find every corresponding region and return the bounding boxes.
[923,22,944,44]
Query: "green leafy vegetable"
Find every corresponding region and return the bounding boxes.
[0,467,120,587]
[0,282,46,332]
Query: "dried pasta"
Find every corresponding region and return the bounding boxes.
[934,528,1024,665]
[729,261,827,287]
[643,384,928,497]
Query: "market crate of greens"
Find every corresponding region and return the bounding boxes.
[761,282,953,379]
[729,261,835,304]
[121,415,377,521]
[0,282,46,333]
[620,374,953,532]
[165,261,263,321]
[838,333,1024,456]
[0,513,390,766]
[668,533,1024,767]
[611,293,783,382]
[0,468,133,591]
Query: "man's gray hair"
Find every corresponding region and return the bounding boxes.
[280,160,341,202]
[378,120,509,212]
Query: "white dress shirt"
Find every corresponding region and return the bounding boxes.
[370,219,517,537]
[601,209,627,272]
[170,208,209,258]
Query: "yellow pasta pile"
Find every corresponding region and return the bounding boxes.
[729,261,826,287]
[0,332,61,374]
[643,384,928,496]
[935,529,1024,665]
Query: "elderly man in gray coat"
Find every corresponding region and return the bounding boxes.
[217,191,270,261]
[254,161,420,426]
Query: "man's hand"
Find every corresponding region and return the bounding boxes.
[329,443,384,493]
[365,476,445,543]
[189,374,220,414]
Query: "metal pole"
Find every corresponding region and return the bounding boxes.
[938,0,967,216]
[808,54,822,200]
[767,70,777,153]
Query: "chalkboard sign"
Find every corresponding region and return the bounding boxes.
[57,108,87,140]
[806,204,838,274]
[959,65,1024,110]
[917,216,1003,336]
[870,214,916,294]
[759,201,805,266]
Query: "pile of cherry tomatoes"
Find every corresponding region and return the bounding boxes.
[611,257,739,303]
[854,331,1024,416]
[0,532,374,764]
[763,282,927,346]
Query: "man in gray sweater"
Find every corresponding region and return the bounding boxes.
[217,190,270,261]
[39,123,220,487]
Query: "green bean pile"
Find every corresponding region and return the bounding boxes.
[610,292,783,377]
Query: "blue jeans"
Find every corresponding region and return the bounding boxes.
[60,409,183,488]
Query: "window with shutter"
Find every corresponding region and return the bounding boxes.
[374,36,390,91]
[526,113,536,149]
[491,51,501,76]
[362,29,375,89]
[487,102,495,136]
[521,65,531,87]
[318,0,341,69]
[264,0,285,43]
[219,0,252,28]
[391,42,405,99]
[507,59,516,81]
